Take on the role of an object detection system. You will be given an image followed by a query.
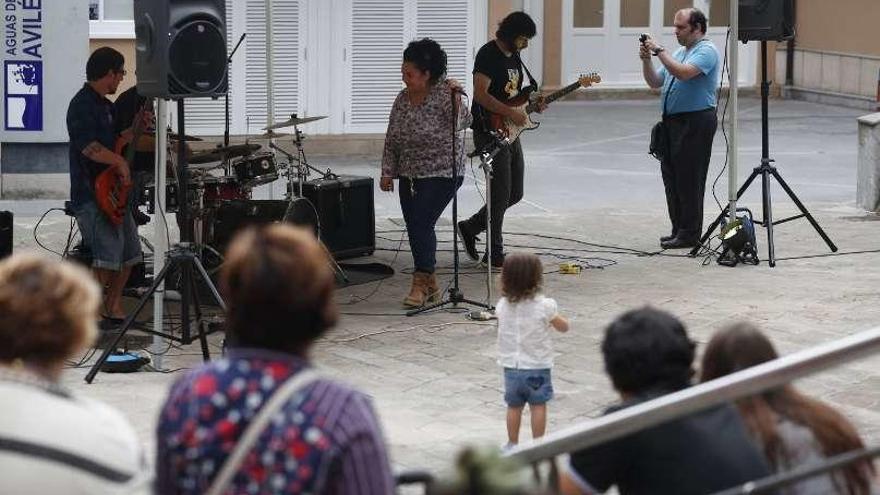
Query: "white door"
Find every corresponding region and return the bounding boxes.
[564,0,755,88]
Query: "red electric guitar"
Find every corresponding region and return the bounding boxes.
[488,72,601,141]
[95,104,149,225]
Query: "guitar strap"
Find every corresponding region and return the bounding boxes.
[515,52,539,94]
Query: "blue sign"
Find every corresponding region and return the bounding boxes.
[4,60,43,131]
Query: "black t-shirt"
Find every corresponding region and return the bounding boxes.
[113,85,154,172]
[569,392,771,495]
[67,84,117,207]
[470,40,528,132]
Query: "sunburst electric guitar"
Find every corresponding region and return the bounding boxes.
[488,72,601,141]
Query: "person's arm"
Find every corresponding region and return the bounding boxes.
[640,42,664,89]
[473,72,527,127]
[329,395,395,494]
[83,141,130,181]
[380,93,404,192]
[550,315,569,333]
[643,37,703,81]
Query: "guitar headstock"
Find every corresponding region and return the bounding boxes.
[578,72,601,87]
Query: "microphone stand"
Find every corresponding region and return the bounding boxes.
[467,132,509,321]
[223,33,246,175]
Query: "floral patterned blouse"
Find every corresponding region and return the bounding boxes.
[156,348,394,494]
[381,82,472,179]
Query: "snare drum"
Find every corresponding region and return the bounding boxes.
[233,152,278,187]
[201,176,249,206]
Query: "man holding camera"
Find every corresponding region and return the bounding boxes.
[640,8,719,249]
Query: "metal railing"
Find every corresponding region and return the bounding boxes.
[506,326,880,465]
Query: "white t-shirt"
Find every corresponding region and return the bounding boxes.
[496,294,559,369]
[0,368,151,494]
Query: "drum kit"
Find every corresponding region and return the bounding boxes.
[150,114,330,258]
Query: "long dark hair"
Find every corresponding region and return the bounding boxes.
[701,323,875,495]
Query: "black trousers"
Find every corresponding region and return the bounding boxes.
[661,109,717,240]
[462,129,524,258]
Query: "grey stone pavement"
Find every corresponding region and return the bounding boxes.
[3,96,880,482]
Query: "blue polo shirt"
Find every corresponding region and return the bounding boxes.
[67,84,117,208]
[658,39,720,116]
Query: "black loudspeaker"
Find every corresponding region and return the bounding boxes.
[0,211,12,259]
[291,176,376,259]
[134,0,228,98]
[739,0,795,42]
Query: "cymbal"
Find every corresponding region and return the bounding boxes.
[188,143,261,164]
[263,114,326,131]
[168,132,203,142]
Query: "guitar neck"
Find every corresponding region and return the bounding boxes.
[525,80,582,114]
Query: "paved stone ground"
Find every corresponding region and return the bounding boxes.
[3,97,879,485]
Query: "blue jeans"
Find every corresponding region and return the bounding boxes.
[399,176,462,273]
[75,200,142,271]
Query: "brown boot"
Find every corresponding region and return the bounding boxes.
[424,273,442,303]
[403,272,430,308]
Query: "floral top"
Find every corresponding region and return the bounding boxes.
[156,348,394,494]
[381,82,472,179]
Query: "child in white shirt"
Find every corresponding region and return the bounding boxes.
[496,253,569,449]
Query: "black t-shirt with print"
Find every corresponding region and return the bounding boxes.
[470,40,525,132]
[568,391,772,495]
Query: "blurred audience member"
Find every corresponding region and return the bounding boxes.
[701,323,878,495]
[560,306,770,494]
[156,225,394,494]
[0,254,149,493]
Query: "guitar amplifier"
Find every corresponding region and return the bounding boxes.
[0,211,11,259]
[289,175,375,259]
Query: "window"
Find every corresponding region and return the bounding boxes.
[89,0,133,21]
[90,0,135,39]
[664,0,693,26]
[573,0,604,28]
[620,0,650,28]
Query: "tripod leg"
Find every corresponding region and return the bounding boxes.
[185,263,211,361]
[761,167,776,267]
[192,254,227,310]
[85,260,176,383]
[770,169,838,253]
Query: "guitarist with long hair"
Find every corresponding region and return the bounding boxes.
[457,11,547,268]
[66,47,142,326]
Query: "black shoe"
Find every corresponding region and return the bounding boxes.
[660,233,677,243]
[457,221,480,261]
[481,252,506,268]
[133,209,151,226]
[660,236,699,249]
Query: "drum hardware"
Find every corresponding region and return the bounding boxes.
[232,152,278,188]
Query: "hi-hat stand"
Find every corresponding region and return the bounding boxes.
[690,41,837,266]
[408,131,507,317]
[86,99,225,383]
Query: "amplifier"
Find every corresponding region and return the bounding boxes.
[0,211,11,259]
[291,175,376,259]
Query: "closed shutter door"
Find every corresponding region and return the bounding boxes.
[184,0,234,135]
[245,0,301,133]
[416,0,471,90]
[347,0,406,133]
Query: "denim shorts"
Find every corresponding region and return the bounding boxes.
[75,200,142,271]
[503,368,553,407]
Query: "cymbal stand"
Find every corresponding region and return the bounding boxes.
[268,132,349,284]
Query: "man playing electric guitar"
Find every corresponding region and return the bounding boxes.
[458,11,547,268]
[67,47,142,326]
